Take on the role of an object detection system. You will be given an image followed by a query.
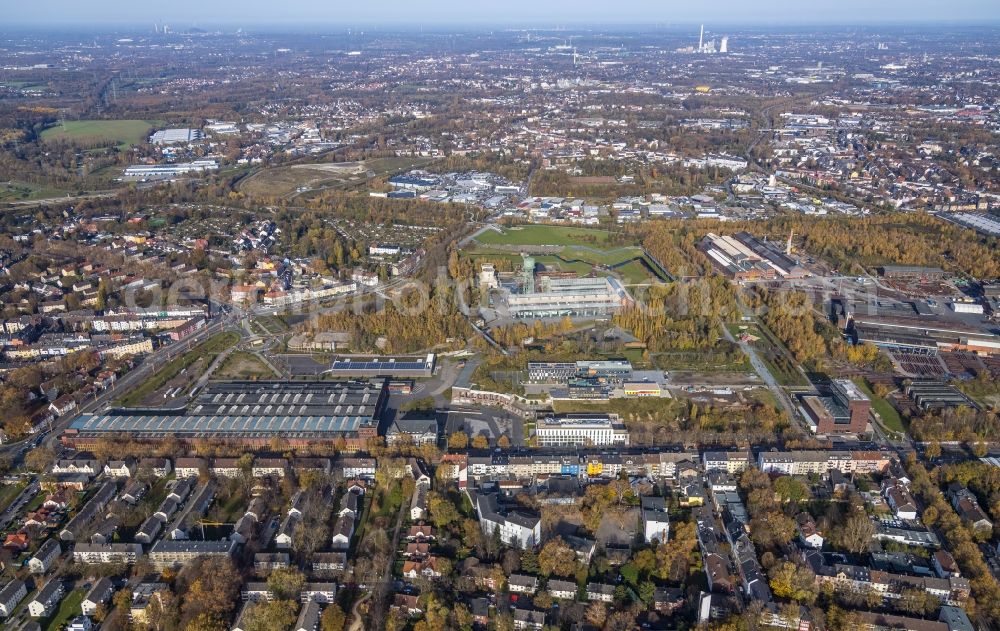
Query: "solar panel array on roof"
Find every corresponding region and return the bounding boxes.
[329,360,429,370]
[325,355,435,376]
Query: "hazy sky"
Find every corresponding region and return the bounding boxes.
[5,0,1000,27]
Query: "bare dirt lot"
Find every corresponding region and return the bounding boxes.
[215,352,277,379]
[596,507,640,546]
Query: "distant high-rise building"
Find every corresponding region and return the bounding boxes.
[720,36,729,54]
[699,24,704,53]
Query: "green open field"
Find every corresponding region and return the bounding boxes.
[467,225,667,284]
[40,119,159,146]
[239,156,436,199]
[214,489,250,523]
[0,180,69,202]
[475,224,617,247]
[852,377,905,433]
[614,259,656,284]
[118,331,239,406]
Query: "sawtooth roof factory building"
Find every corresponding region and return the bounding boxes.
[698,232,807,281]
[62,380,388,450]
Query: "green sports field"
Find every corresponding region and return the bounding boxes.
[40,119,159,146]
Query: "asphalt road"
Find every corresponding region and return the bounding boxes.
[0,478,38,531]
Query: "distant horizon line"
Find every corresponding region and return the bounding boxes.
[3,19,1000,32]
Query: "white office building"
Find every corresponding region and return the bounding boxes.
[535,413,629,447]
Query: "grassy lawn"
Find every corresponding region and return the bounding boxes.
[118,331,239,406]
[727,323,748,337]
[354,481,404,546]
[534,255,594,276]
[617,347,651,369]
[615,259,656,284]
[40,119,159,146]
[218,492,248,523]
[0,181,69,202]
[561,244,643,265]
[747,388,779,408]
[350,493,373,554]
[552,399,612,414]
[42,588,84,631]
[852,378,905,433]
[467,235,663,284]
[474,224,619,247]
[144,478,171,511]
[463,226,665,284]
[241,166,354,198]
